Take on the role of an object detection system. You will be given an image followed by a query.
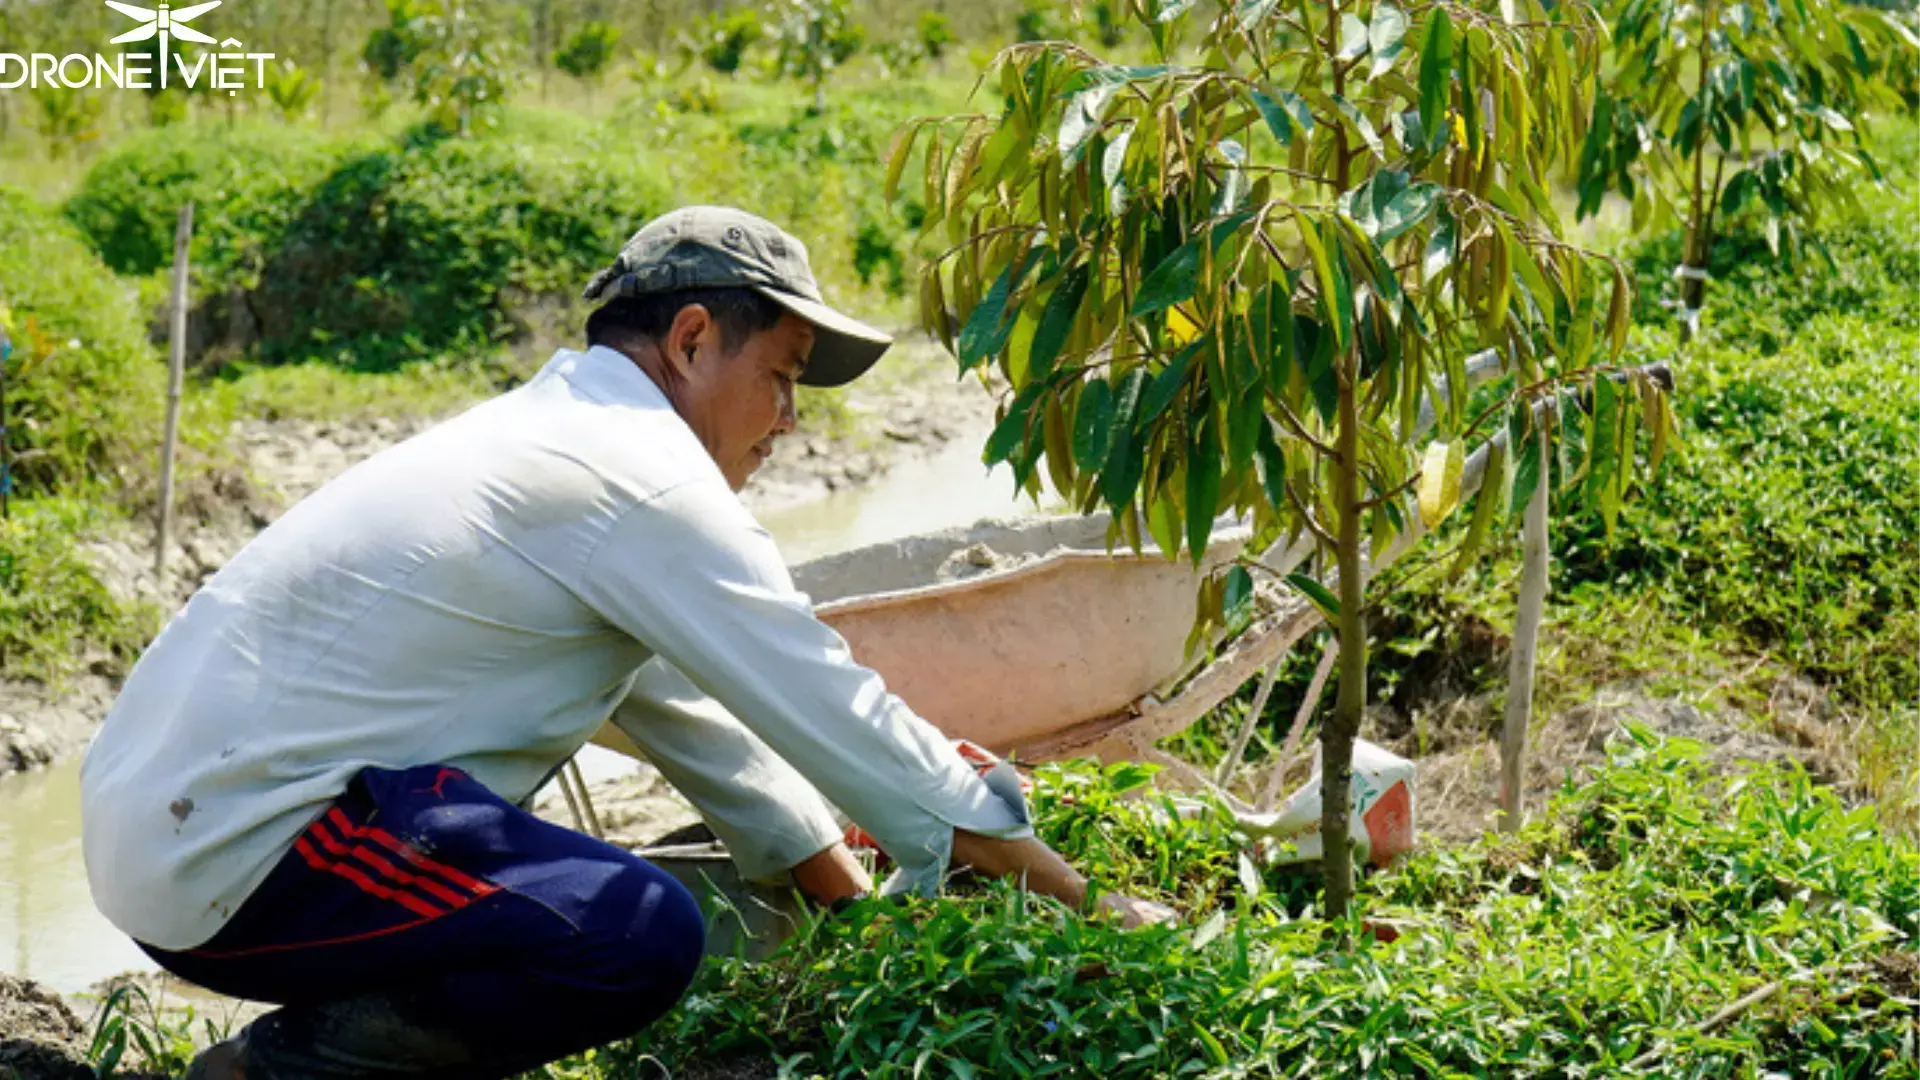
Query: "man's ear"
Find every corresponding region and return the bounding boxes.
[662,303,716,380]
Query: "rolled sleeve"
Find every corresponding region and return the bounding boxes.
[578,480,1031,895]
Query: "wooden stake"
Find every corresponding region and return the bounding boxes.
[1500,427,1550,832]
[155,201,193,578]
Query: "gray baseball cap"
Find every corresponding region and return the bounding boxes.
[581,206,892,388]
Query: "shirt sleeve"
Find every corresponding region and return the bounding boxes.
[577,480,1033,895]
[607,657,845,882]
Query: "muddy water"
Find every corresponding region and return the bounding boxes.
[0,426,1042,993]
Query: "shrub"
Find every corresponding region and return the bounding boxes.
[63,122,345,293]
[0,188,166,502]
[244,124,673,370]
[0,496,151,680]
[691,8,763,75]
[553,21,620,83]
[1557,186,1920,710]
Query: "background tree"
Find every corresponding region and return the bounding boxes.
[919,11,957,62]
[363,0,517,136]
[264,63,324,124]
[772,0,867,113]
[897,0,1671,920]
[688,7,765,75]
[555,20,622,97]
[1577,0,1917,342]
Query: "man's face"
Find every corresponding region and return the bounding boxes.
[675,311,813,491]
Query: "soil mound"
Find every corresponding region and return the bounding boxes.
[0,975,89,1079]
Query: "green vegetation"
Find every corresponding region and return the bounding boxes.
[912,0,1670,914]
[64,123,344,286]
[589,736,1916,1078]
[1,5,1915,1073]
[1577,0,1915,333]
[0,189,167,502]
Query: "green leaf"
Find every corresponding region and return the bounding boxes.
[1286,571,1342,620]
[1448,440,1505,581]
[1102,128,1133,212]
[1254,418,1288,513]
[1368,3,1408,76]
[1417,438,1465,528]
[1224,564,1254,617]
[1186,413,1222,560]
[1342,170,1440,243]
[1423,205,1456,278]
[1334,95,1386,159]
[1131,211,1255,316]
[1058,85,1116,169]
[1214,138,1249,215]
[984,384,1045,465]
[1234,0,1279,30]
[1141,343,1198,424]
[1030,267,1088,381]
[883,124,919,202]
[1510,420,1543,516]
[1250,86,1315,147]
[1303,317,1339,425]
[1155,0,1197,22]
[957,250,1038,370]
[1102,367,1150,507]
[1072,377,1114,469]
[1338,12,1370,60]
[1418,9,1455,140]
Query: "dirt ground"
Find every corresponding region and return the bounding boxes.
[1370,674,1864,842]
[0,975,93,1079]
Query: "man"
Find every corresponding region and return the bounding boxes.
[81,207,1168,1080]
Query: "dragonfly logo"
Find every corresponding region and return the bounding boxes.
[108,1,221,88]
[0,0,276,92]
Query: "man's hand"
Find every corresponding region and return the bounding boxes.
[949,830,1176,928]
[1093,892,1178,928]
[789,842,873,906]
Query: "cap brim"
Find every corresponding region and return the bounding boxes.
[751,286,892,388]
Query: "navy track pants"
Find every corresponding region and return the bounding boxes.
[140,764,706,1078]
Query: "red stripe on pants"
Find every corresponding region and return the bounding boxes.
[326,807,499,898]
[293,835,444,920]
[306,819,472,910]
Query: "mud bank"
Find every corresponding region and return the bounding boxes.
[0,339,993,779]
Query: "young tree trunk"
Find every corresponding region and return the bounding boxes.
[1679,1,1716,343]
[1499,426,1550,831]
[1318,0,1363,929]
[1324,367,1366,922]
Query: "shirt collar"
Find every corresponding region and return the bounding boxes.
[547,344,674,410]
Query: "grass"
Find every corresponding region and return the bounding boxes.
[580,737,1917,1079]
[81,739,1918,1079]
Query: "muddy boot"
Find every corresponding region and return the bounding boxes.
[233,992,489,1079]
[185,1035,253,1080]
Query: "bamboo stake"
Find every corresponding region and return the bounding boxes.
[0,319,11,520]
[556,763,589,833]
[1215,653,1284,789]
[1500,422,1550,832]
[1257,634,1338,812]
[155,202,193,578]
[565,758,605,839]
[1625,980,1782,1071]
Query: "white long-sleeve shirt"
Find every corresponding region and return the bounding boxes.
[81,344,1031,950]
